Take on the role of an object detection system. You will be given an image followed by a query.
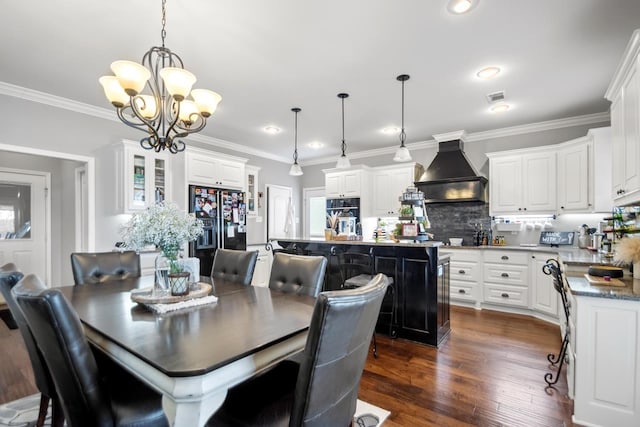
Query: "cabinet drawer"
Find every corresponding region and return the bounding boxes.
[483,283,529,307]
[483,264,528,286]
[444,249,482,263]
[451,281,477,302]
[450,261,481,282]
[484,251,528,265]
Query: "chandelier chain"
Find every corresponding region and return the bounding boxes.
[161,0,167,47]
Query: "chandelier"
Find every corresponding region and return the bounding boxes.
[99,0,221,153]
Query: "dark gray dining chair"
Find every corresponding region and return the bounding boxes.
[70,251,141,285]
[268,252,328,297]
[210,249,259,286]
[13,274,169,427]
[0,264,63,427]
[206,274,389,426]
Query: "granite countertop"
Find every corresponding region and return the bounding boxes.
[566,274,640,301]
[440,245,619,266]
[275,238,444,248]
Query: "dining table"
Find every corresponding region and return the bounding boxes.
[57,276,316,426]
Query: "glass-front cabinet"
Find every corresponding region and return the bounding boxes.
[245,165,260,216]
[117,140,170,213]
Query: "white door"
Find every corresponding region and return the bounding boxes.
[267,185,293,239]
[303,187,326,239]
[0,170,48,289]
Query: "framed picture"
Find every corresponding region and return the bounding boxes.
[402,223,418,236]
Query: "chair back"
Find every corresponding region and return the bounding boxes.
[13,274,114,426]
[70,251,141,285]
[211,249,259,286]
[290,274,388,426]
[269,253,327,297]
[0,264,56,400]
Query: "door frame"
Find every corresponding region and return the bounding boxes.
[265,184,293,241]
[0,143,96,284]
[302,186,325,239]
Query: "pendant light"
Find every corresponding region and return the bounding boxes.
[393,74,412,162]
[289,107,303,176]
[335,93,351,169]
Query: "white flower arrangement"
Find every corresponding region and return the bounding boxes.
[614,236,640,264]
[121,203,203,272]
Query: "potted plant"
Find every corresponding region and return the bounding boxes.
[121,203,204,296]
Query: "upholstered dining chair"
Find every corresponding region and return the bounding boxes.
[268,252,328,297]
[13,274,169,427]
[70,250,141,285]
[0,264,63,427]
[210,249,259,286]
[206,274,389,426]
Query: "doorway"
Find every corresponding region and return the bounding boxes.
[266,184,293,240]
[303,187,325,239]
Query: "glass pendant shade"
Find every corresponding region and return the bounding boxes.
[178,100,199,124]
[134,95,158,119]
[191,89,222,117]
[99,76,130,108]
[393,146,412,162]
[289,162,303,176]
[160,67,196,101]
[336,155,351,168]
[110,60,151,96]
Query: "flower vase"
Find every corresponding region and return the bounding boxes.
[154,252,170,294]
[634,262,640,280]
[169,272,190,296]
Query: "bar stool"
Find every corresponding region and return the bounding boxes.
[542,258,570,387]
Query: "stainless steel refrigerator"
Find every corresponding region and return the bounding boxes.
[188,185,247,276]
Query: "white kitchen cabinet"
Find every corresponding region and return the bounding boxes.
[572,294,640,427]
[371,163,423,217]
[245,165,260,216]
[605,30,640,206]
[445,249,482,307]
[482,250,529,308]
[116,140,170,213]
[529,253,558,318]
[325,168,365,198]
[557,139,591,212]
[487,149,556,215]
[248,245,271,287]
[186,148,247,190]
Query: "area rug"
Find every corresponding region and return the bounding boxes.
[0,394,390,426]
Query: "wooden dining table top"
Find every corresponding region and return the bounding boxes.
[57,277,316,377]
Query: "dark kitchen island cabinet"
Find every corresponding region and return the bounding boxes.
[274,239,450,347]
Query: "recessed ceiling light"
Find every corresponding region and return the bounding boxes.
[447,0,478,14]
[263,126,281,134]
[490,103,510,113]
[382,126,400,134]
[477,66,501,79]
[307,141,325,149]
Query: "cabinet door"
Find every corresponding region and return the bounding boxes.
[489,156,522,214]
[623,68,640,194]
[523,152,556,212]
[557,142,590,212]
[251,254,269,287]
[372,171,393,216]
[530,253,558,317]
[325,174,342,198]
[611,95,625,199]
[246,166,260,216]
[218,160,245,189]
[130,153,148,210]
[188,153,218,185]
[122,146,170,212]
[341,171,361,197]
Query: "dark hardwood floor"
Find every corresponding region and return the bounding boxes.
[0,305,573,426]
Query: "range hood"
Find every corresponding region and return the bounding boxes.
[415,131,488,203]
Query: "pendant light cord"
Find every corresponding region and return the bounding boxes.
[161,0,167,48]
[397,74,410,148]
[292,107,300,164]
[341,96,346,156]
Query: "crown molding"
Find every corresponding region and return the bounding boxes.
[605,29,640,100]
[1,81,609,166]
[0,81,292,164]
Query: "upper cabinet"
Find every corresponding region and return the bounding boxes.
[186,148,247,190]
[245,165,260,216]
[116,140,170,213]
[371,163,424,217]
[487,149,557,216]
[605,30,640,206]
[324,166,369,198]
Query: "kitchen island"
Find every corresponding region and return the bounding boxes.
[274,239,450,347]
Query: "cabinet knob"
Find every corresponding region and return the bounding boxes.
[501,273,509,278]
[560,206,564,209]
[501,255,509,260]
[501,293,509,298]
[458,289,466,294]
[458,270,465,274]
[518,208,522,211]
[523,207,527,211]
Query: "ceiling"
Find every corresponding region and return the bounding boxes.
[1,0,639,164]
